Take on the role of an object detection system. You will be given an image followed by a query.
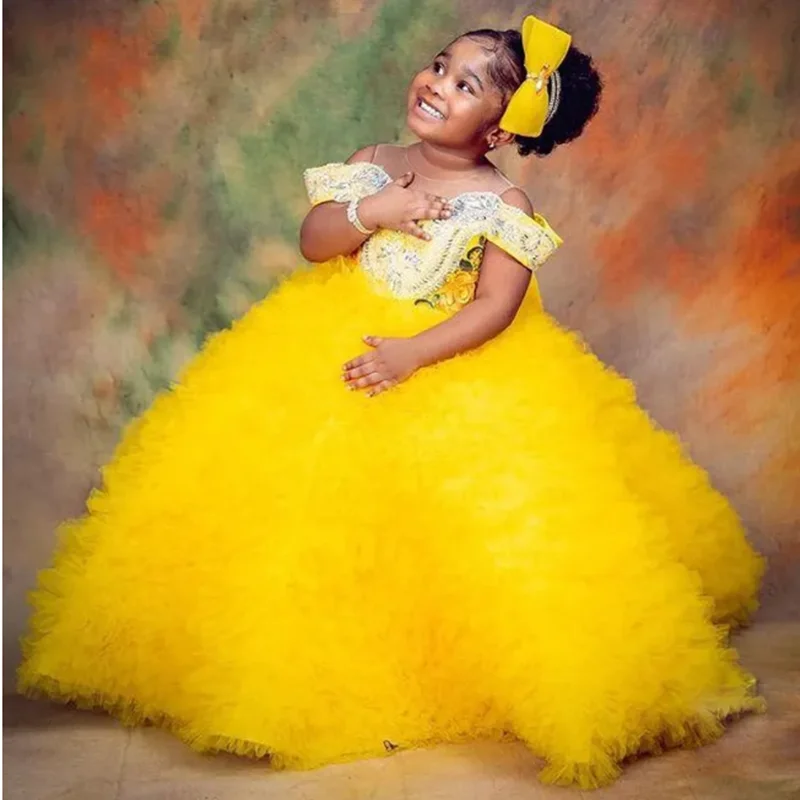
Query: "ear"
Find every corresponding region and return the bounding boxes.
[486,127,516,151]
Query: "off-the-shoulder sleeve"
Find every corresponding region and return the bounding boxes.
[303,162,392,207]
[486,203,563,271]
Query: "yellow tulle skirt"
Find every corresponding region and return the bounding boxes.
[19,258,764,789]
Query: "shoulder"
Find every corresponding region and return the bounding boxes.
[499,186,534,217]
[488,163,534,216]
[347,142,407,167]
[346,145,378,165]
[346,143,399,165]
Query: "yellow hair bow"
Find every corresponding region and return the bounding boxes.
[499,16,572,138]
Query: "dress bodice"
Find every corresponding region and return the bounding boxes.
[304,162,562,312]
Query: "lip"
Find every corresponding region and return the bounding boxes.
[414,95,446,121]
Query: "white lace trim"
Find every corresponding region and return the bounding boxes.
[303,162,562,300]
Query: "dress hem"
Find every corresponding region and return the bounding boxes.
[17,670,766,790]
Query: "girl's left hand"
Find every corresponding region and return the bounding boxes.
[342,336,422,396]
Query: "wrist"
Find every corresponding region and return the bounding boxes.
[356,196,381,232]
[406,335,428,371]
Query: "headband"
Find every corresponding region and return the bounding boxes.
[499,15,572,138]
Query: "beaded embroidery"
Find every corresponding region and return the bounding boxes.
[304,162,562,312]
[304,163,391,206]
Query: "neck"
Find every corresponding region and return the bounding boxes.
[414,141,488,173]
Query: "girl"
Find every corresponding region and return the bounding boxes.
[19,16,764,789]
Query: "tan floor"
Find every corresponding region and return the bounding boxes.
[4,621,799,800]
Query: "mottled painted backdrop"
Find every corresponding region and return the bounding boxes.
[4,0,799,684]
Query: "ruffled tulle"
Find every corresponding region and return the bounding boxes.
[19,257,764,788]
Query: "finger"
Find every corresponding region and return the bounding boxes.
[428,202,452,220]
[352,373,385,390]
[427,194,451,209]
[400,221,431,242]
[419,204,449,221]
[363,335,382,347]
[342,363,379,382]
[342,352,375,371]
[420,197,445,217]
[394,171,414,188]
[368,379,396,398]
[408,222,431,242]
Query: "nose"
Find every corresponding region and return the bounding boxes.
[426,74,445,99]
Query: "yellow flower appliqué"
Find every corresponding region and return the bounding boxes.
[415,239,485,313]
[437,269,479,311]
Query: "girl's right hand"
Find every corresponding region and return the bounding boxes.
[357,173,452,241]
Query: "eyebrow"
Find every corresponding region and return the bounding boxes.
[435,50,485,92]
[463,67,484,92]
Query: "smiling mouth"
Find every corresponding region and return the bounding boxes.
[417,98,446,121]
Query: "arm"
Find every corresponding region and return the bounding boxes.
[411,190,533,367]
[298,146,376,263]
[300,149,451,262]
[343,188,537,394]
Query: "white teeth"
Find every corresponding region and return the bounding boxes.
[419,100,444,120]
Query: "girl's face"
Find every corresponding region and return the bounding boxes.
[406,37,507,151]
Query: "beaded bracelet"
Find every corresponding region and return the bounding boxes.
[346,199,375,236]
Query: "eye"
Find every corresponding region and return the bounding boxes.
[457,81,474,94]
[432,60,445,75]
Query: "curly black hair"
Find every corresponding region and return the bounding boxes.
[462,27,602,157]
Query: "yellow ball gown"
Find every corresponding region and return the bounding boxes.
[19,162,764,789]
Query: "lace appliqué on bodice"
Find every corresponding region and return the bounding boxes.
[304,162,562,312]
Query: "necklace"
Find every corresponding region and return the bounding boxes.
[403,148,489,183]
